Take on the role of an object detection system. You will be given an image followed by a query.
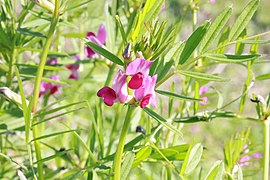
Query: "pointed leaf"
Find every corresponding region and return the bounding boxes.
[229,0,260,41]
[199,7,232,53]
[179,22,210,65]
[178,70,229,82]
[121,152,135,180]
[204,161,224,180]
[84,40,124,66]
[204,53,260,63]
[156,90,202,101]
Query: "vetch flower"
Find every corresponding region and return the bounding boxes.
[39,75,61,97]
[134,75,157,108]
[85,24,107,58]
[209,0,216,4]
[47,57,58,65]
[97,70,128,106]
[126,58,153,90]
[66,55,80,80]
[199,86,208,105]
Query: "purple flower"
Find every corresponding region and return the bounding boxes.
[252,152,262,159]
[39,75,61,97]
[126,58,153,90]
[97,70,128,106]
[66,55,80,80]
[239,155,250,167]
[85,24,107,58]
[199,86,208,105]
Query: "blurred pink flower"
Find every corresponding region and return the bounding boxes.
[239,155,250,167]
[66,55,80,80]
[39,75,61,97]
[46,57,58,65]
[126,58,153,90]
[97,70,128,106]
[160,3,165,13]
[85,24,107,58]
[199,86,208,105]
[209,0,216,4]
[252,152,262,159]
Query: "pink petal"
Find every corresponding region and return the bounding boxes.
[112,70,128,103]
[86,32,95,39]
[47,58,58,65]
[69,70,79,80]
[128,72,144,89]
[89,36,105,48]
[126,58,153,77]
[97,86,117,106]
[199,96,208,105]
[140,94,152,108]
[85,46,96,58]
[199,86,208,95]
[97,24,107,44]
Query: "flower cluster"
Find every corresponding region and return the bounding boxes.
[85,24,107,59]
[66,55,80,80]
[97,58,157,108]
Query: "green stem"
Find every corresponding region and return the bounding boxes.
[113,106,134,180]
[263,118,269,180]
[32,121,44,180]
[31,0,60,112]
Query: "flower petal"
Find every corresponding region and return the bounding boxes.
[126,58,153,77]
[128,72,144,89]
[140,94,152,108]
[97,86,117,106]
[97,24,107,44]
[112,70,128,103]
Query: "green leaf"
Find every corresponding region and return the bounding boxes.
[121,152,135,180]
[204,53,260,63]
[115,15,127,45]
[156,90,202,101]
[150,144,189,161]
[199,7,232,53]
[143,107,182,136]
[180,143,203,176]
[30,130,75,142]
[84,40,124,66]
[256,73,270,80]
[33,149,72,165]
[238,39,270,44]
[204,161,224,180]
[17,28,46,38]
[229,0,260,41]
[179,22,210,65]
[133,146,152,166]
[178,70,229,82]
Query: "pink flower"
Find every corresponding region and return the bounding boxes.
[199,86,208,105]
[239,155,250,167]
[97,70,128,106]
[97,58,157,108]
[39,75,61,97]
[135,75,157,108]
[85,24,107,58]
[209,0,216,4]
[126,58,153,90]
[46,57,58,65]
[66,55,80,80]
[252,152,262,159]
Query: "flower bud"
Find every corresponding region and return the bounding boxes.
[32,0,55,13]
[122,42,132,63]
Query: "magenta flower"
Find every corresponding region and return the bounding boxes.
[66,55,80,80]
[97,70,128,106]
[97,58,157,108]
[126,58,153,90]
[199,86,208,105]
[39,75,61,97]
[135,75,157,108]
[85,24,107,58]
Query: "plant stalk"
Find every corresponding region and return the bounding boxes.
[113,106,134,180]
[263,118,269,180]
